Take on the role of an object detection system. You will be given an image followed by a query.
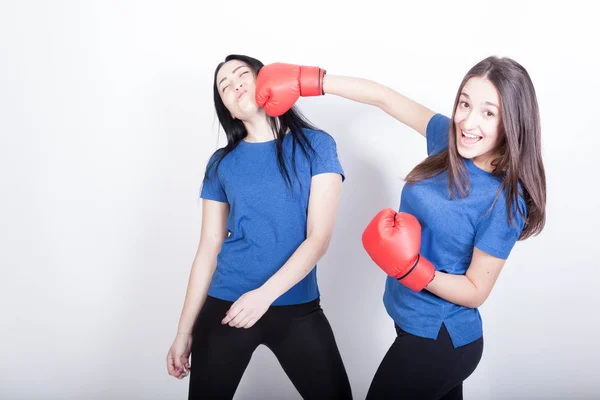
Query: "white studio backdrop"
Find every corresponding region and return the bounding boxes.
[1,1,599,399]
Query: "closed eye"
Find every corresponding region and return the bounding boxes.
[221,68,250,92]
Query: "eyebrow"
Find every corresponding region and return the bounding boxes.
[461,92,500,109]
[218,65,247,86]
[460,92,499,109]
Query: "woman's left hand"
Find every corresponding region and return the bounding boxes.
[222,288,276,329]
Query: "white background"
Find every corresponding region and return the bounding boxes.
[1,1,599,399]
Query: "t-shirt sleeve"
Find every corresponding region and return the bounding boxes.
[474,195,527,259]
[200,152,228,203]
[310,133,346,182]
[426,113,451,156]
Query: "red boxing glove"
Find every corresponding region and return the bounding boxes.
[255,63,325,117]
[362,209,435,292]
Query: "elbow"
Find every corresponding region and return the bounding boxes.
[461,276,489,309]
[309,232,332,256]
[198,239,224,261]
[465,299,482,309]
[374,86,396,112]
[318,236,332,255]
[465,293,488,309]
[373,96,388,113]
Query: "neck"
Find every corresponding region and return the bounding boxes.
[472,153,497,173]
[242,111,277,143]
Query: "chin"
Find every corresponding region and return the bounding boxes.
[234,105,260,120]
[456,144,474,159]
[457,149,472,159]
[457,141,491,160]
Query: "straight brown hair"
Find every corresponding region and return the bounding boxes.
[405,56,546,240]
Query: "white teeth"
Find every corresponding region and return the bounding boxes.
[462,130,480,139]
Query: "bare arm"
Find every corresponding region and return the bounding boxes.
[425,247,506,309]
[323,75,436,137]
[176,199,229,334]
[261,172,343,299]
[221,172,343,328]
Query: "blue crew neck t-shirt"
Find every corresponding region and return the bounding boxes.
[200,129,345,306]
[383,113,526,348]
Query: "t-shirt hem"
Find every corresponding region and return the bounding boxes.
[207,288,320,306]
[311,167,345,182]
[474,242,510,259]
[200,193,228,203]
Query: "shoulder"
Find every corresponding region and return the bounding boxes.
[484,183,527,229]
[426,113,452,134]
[206,147,225,166]
[205,146,236,174]
[300,128,334,142]
[426,114,451,156]
[497,180,527,216]
[515,184,528,220]
[299,128,338,150]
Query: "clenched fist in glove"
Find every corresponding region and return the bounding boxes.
[362,209,435,292]
[255,63,325,117]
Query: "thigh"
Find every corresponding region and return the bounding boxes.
[435,335,484,399]
[366,324,474,400]
[188,296,262,400]
[366,326,443,400]
[439,384,463,400]
[264,301,353,400]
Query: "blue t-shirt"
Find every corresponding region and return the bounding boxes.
[383,113,526,348]
[200,129,345,306]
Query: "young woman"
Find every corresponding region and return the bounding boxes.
[255,56,546,399]
[165,55,353,399]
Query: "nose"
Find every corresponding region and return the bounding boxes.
[235,81,244,91]
[462,109,479,131]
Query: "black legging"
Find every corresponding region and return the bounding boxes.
[188,296,353,399]
[366,323,484,400]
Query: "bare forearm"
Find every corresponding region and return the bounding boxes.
[322,75,434,135]
[261,235,329,301]
[323,74,393,108]
[425,271,482,309]
[176,253,218,334]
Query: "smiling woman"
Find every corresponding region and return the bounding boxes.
[253,56,547,400]
[166,54,352,400]
[455,78,502,161]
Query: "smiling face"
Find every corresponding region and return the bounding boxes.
[454,76,503,169]
[215,59,261,120]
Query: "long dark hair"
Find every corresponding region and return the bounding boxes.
[205,54,320,189]
[405,56,546,240]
